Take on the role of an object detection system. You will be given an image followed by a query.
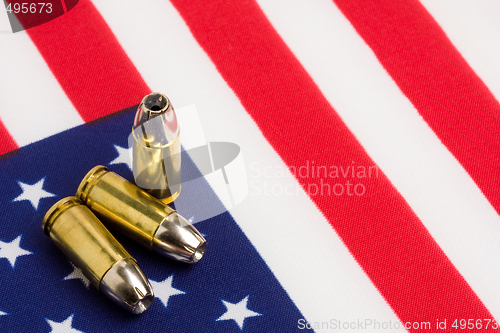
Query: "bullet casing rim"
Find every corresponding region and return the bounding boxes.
[42,196,82,236]
[76,165,109,204]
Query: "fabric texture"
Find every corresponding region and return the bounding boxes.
[1,0,500,332]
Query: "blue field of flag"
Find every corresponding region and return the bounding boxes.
[0,107,307,332]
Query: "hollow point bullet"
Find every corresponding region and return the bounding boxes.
[130,92,181,204]
[76,166,207,264]
[42,197,154,314]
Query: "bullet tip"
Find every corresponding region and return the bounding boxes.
[192,240,207,264]
[152,213,207,263]
[100,258,154,314]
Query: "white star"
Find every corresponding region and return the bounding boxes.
[0,311,7,316]
[216,295,261,330]
[13,178,55,210]
[46,314,85,333]
[109,145,132,170]
[0,235,32,268]
[64,263,90,289]
[149,275,185,308]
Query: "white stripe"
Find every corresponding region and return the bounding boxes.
[256,0,500,319]
[0,32,84,146]
[224,152,248,206]
[175,105,207,150]
[92,0,401,325]
[420,0,500,104]
[0,4,11,32]
[204,170,232,209]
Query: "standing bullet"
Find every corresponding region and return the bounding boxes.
[42,197,154,314]
[131,92,181,204]
[77,166,207,263]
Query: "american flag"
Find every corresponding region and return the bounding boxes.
[1,0,500,332]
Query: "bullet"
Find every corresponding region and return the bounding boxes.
[130,92,181,204]
[77,166,207,264]
[42,197,154,314]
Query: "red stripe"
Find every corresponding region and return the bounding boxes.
[169,0,494,328]
[0,118,19,155]
[24,0,150,122]
[332,0,500,219]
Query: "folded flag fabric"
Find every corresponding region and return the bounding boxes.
[1,0,500,332]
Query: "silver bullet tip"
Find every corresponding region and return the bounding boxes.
[152,213,207,263]
[134,92,171,128]
[100,258,155,314]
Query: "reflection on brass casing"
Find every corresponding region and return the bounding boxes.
[77,166,207,263]
[42,197,154,314]
[42,197,131,288]
[131,92,181,204]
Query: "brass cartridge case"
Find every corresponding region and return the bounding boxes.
[42,197,154,314]
[131,92,181,204]
[77,166,207,263]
